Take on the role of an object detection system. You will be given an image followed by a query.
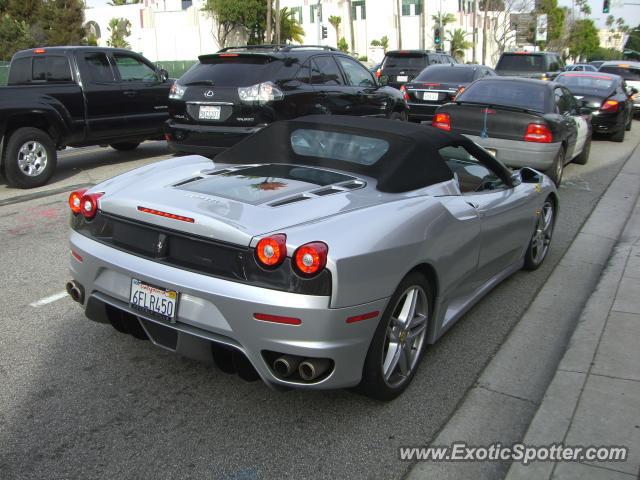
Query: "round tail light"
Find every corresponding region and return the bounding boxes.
[69,189,88,214]
[80,192,104,219]
[255,234,287,268]
[293,242,328,277]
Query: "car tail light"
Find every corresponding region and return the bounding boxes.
[255,234,287,268]
[293,242,328,277]
[375,68,382,78]
[399,85,410,101]
[433,112,451,131]
[524,123,553,143]
[238,81,284,104]
[601,99,619,112]
[169,82,186,100]
[79,192,104,219]
[68,188,88,214]
[453,86,465,100]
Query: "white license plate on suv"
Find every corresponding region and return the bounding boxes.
[397,75,408,82]
[422,91,439,101]
[199,105,221,120]
[130,279,178,320]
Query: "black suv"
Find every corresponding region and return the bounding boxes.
[165,45,408,156]
[495,51,565,81]
[377,50,458,89]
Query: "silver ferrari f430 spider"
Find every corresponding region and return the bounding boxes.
[66,115,557,400]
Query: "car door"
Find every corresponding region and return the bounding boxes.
[334,55,387,117]
[554,86,579,159]
[110,52,170,135]
[560,86,588,159]
[309,55,353,115]
[440,145,535,283]
[76,51,129,139]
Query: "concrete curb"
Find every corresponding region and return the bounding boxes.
[406,148,640,480]
[505,194,640,480]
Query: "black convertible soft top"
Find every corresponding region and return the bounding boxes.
[215,115,507,193]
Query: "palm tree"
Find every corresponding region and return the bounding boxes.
[107,0,140,5]
[329,15,341,41]
[279,7,305,44]
[432,12,456,28]
[447,29,471,60]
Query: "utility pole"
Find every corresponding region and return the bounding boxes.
[482,0,489,65]
[266,0,272,44]
[347,0,355,52]
[420,0,426,49]
[275,0,281,45]
[317,0,322,45]
[396,0,403,49]
[472,0,477,63]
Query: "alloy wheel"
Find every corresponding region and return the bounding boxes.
[531,200,554,265]
[17,141,48,177]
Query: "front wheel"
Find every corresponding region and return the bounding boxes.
[3,127,57,189]
[357,272,432,401]
[110,142,140,151]
[523,197,555,270]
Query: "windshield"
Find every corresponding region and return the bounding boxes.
[179,56,282,87]
[556,74,615,92]
[457,80,547,112]
[415,66,475,83]
[291,129,389,166]
[383,53,427,70]
[599,65,640,81]
[496,54,544,72]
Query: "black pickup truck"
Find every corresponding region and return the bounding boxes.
[0,47,172,188]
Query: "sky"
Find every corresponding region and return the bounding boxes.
[84,0,640,28]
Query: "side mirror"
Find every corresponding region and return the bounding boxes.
[378,75,389,86]
[158,68,169,82]
[520,167,543,184]
[630,87,639,96]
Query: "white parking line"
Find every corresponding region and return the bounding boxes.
[29,291,68,307]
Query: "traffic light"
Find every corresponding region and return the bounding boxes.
[434,27,441,45]
[322,26,328,39]
[603,0,610,13]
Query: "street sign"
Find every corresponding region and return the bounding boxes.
[511,13,535,45]
[536,14,548,42]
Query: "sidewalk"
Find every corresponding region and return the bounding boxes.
[506,196,640,479]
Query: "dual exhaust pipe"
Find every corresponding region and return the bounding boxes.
[273,355,331,382]
[66,280,84,304]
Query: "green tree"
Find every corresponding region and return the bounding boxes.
[328,15,341,40]
[0,15,33,60]
[537,0,565,43]
[448,28,471,60]
[625,24,640,51]
[107,17,131,48]
[569,19,599,61]
[337,37,348,52]
[40,0,85,46]
[278,7,304,43]
[370,35,389,52]
[432,12,456,28]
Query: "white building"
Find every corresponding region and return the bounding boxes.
[84,0,515,67]
[598,29,628,52]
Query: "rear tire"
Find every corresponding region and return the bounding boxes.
[546,147,565,186]
[610,127,625,142]
[388,110,408,121]
[3,127,57,189]
[110,142,140,151]
[357,272,432,401]
[573,135,591,165]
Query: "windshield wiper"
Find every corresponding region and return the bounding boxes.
[183,80,215,86]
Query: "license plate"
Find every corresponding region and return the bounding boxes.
[485,148,497,157]
[422,91,439,101]
[130,279,178,321]
[397,75,408,82]
[199,105,221,120]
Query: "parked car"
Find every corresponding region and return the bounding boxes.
[495,51,565,80]
[598,61,640,113]
[165,45,408,156]
[433,77,591,185]
[377,49,457,89]
[66,115,557,400]
[556,71,634,142]
[0,47,172,188]
[565,63,598,72]
[589,60,605,69]
[402,64,496,122]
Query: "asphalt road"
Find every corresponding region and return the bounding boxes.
[1,131,639,480]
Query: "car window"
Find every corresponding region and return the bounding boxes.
[563,88,578,114]
[47,56,72,82]
[439,146,504,193]
[181,56,282,87]
[458,80,547,112]
[548,59,560,72]
[113,54,158,82]
[384,53,428,69]
[336,56,375,87]
[296,63,311,83]
[599,65,640,81]
[415,66,475,83]
[556,73,616,93]
[291,129,389,165]
[83,52,116,82]
[311,56,343,85]
[496,54,544,72]
[32,56,47,82]
[554,87,571,114]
